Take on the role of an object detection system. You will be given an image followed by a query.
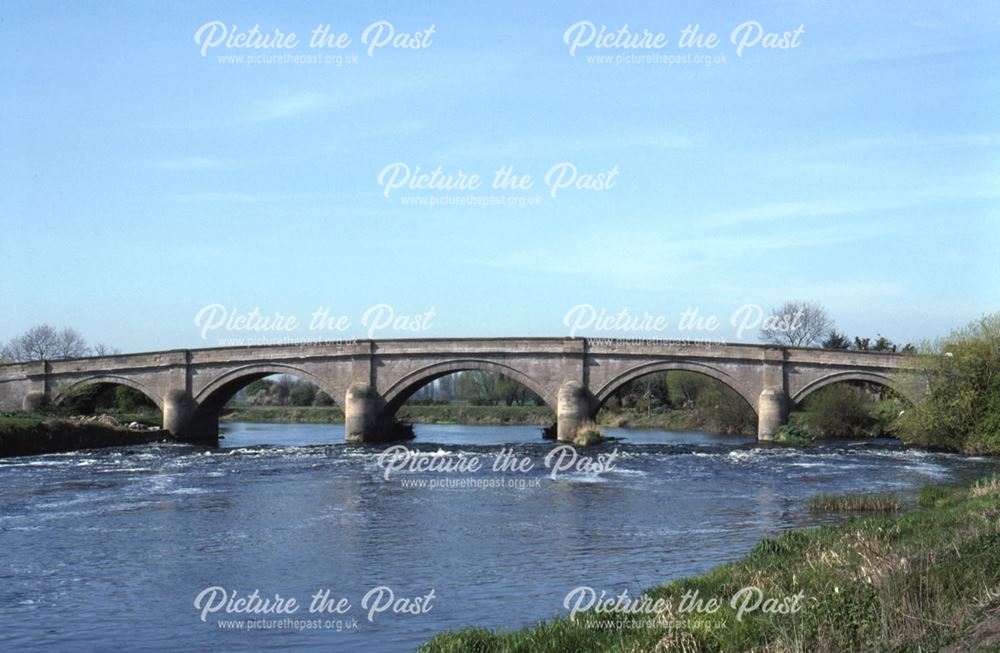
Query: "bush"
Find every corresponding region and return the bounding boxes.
[313,391,336,406]
[700,386,756,434]
[572,421,604,446]
[114,386,156,413]
[773,423,813,445]
[803,384,874,437]
[289,383,317,406]
[895,313,1000,453]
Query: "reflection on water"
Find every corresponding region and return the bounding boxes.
[1,423,996,652]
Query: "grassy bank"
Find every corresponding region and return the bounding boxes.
[220,404,755,432]
[421,476,1000,653]
[220,405,345,424]
[219,404,558,426]
[596,408,755,435]
[400,405,554,425]
[0,413,169,457]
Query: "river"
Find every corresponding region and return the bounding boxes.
[1,423,996,651]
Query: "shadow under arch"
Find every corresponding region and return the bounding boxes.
[191,363,345,432]
[53,375,164,411]
[791,371,915,407]
[381,359,556,416]
[592,360,759,417]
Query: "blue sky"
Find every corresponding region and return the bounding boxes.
[1,1,997,351]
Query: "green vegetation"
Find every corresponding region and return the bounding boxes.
[572,421,604,446]
[58,382,161,425]
[223,372,554,426]
[599,370,756,435]
[222,371,760,433]
[895,314,1000,455]
[401,404,554,425]
[772,422,813,445]
[802,384,875,436]
[443,370,547,407]
[221,405,345,423]
[793,383,904,438]
[218,404,557,425]
[420,476,1000,653]
[0,412,166,457]
[0,412,46,432]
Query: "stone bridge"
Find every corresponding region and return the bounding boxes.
[0,338,916,443]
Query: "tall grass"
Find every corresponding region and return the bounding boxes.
[809,492,900,513]
[420,478,1000,653]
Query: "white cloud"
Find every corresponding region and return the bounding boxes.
[239,92,335,124]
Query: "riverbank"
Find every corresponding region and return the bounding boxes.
[219,404,558,426]
[0,413,170,457]
[596,408,756,434]
[219,404,755,432]
[420,475,1000,653]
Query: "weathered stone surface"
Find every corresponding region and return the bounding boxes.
[0,338,915,442]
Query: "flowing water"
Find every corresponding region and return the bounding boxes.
[1,423,996,652]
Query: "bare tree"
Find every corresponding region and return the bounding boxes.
[759,301,834,348]
[2,324,94,362]
[91,343,121,356]
[54,327,90,358]
[3,324,58,361]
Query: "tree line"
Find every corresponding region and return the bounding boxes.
[1,324,118,362]
[758,300,913,352]
[2,302,909,364]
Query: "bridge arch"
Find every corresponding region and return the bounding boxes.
[53,375,164,410]
[791,371,914,406]
[593,361,759,415]
[381,359,556,415]
[193,363,344,412]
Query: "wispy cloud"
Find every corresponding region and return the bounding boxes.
[703,181,1000,228]
[239,92,338,124]
[457,221,881,290]
[234,56,499,126]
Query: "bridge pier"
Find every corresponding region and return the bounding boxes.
[756,388,787,441]
[0,339,913,447]
[556,380,593,442]
[23,391,47,412]
[345,382,380,444]
[163,389,218,442]
[163,389,192,436]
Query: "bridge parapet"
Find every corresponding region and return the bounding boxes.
[0,338,915,443]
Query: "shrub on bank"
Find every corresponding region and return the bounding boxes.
[895,313,1000,454]
[803,384,874,437]
[772,422,813,445]
[572,421,604,446]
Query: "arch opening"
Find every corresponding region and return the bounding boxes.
[596,369,758,436]
[192,366,344,444]
[387,368,555,432]
[791,377,910,439]
[382,360,555,414]
[55,379,162,429]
